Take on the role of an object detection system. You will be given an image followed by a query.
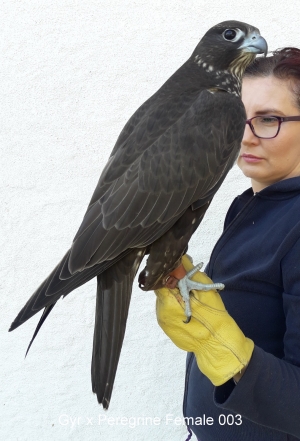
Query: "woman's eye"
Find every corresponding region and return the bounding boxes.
[260,117,278,125]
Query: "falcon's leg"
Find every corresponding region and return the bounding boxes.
[138,204,210,291]
[178,263,225,323]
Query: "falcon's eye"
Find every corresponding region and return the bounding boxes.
[223,29,240,42]
[223,29,236,40]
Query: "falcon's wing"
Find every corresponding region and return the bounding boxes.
[67,89,245,275]
[87,82,201,208]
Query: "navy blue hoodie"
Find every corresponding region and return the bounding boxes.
[183,176,300,441]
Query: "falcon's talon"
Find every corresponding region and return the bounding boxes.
[183,316,191,324]
[178,262,225,321]
[188,262,204,278]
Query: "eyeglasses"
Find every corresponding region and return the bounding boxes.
[245,115,300,139]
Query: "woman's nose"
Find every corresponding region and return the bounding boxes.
[242,123,260,146]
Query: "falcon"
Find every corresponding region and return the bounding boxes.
[9,21,267,409]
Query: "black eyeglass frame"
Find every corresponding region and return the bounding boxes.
[245,115,300,139]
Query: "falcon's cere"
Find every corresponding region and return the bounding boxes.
[9,20,267,409]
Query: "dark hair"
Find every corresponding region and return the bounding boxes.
[244,47,300,109]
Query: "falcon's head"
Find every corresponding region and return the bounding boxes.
[193,20,268,78]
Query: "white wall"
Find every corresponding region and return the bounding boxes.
[1,1,299,440]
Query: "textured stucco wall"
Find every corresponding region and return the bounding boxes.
[1,1,300,440]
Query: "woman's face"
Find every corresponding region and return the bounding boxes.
[238,76,300,192]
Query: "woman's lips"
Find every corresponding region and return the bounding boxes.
[240,154,263,163]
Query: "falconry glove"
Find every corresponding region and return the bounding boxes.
[155,255,254,385]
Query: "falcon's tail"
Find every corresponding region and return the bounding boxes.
[25,303,56,356]
[9,249,134,356]
[9,250,106,332]
[91,248,145,409]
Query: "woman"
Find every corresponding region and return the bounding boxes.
[155,48,300,441]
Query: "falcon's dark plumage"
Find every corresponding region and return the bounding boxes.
[9,21,267,409]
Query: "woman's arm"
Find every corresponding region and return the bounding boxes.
[214,345,300,438]
[214,237,300,438]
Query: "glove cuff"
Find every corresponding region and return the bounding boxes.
[194,337,254,386]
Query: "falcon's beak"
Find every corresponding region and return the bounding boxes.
[238,33,268,57]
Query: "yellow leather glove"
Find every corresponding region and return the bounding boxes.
[155,255,254,386]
